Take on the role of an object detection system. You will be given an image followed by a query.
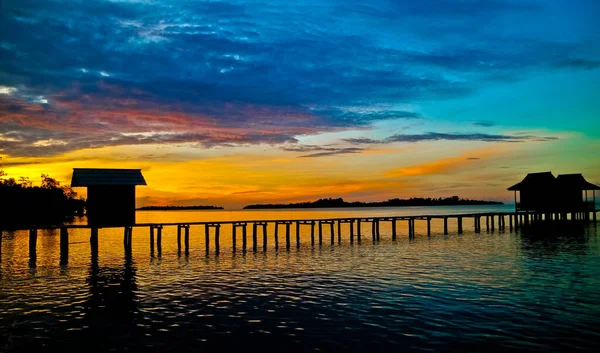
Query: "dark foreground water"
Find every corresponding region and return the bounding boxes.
[1,207,600,352]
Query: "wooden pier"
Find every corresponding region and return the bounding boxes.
[1,209,597,265]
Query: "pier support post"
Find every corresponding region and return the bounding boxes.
[156,226,162,256]
[318,221,323,245]
[150,226,155,255]
[311,221,315,246]
[474,217,479,233]
[594,211,597,222]
[408,219,414,238]
[486,216,490,232]
[330,222,335,245]
[350,220,355,244]
[443,217,448,235]
[262,223,268,252]
[296,222,300,249]
[124,227,132,256]
[242,224,247,252]
[184,225,190,255]
[357,220,361,243]
[509,214,513,231]
[274,223,279,250]
[60,227,69,265]
[232,225,237,252]
[372,221,376,242]
[286,223,291,250]
[392,219,397,241]
[90,228,99,262]
[215,225,220,254]
[205,225,210,254]
[427,218,431,236]
[29,228,37,266]
[253,223,258,252]
[458,217,463,234]
[337,221,341,245]
[376,220,380,240]
[177,225,182,252]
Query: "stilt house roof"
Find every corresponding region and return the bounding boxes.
[71,168,146,187]
[507,172,555,191]
[556,174,600,190]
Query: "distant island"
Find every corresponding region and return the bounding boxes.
[137,205,224,211]
[243,196,503,209]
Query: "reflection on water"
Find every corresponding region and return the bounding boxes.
[1,208,599,352]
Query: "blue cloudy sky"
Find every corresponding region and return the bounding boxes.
[1,0,599,207]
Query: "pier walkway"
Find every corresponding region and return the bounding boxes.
[1,209,597,264]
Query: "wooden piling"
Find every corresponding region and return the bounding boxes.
[286,222,291,250]
[296,222,300,249]
[242,224,247,252]
[318,221,323,245]
[184,225,190,255]
[330,222,335,245]
[372,221,376,242]
[376,220,380,240]
[356,220,361,243]
[60,227,69,265]
[150,226,155,254]
[337,221,342,245]
[443,217,448,235]
[311,221,315,246]
[427,218,431,236]
[205,225,210,253]
[408,219,414,238]
[156,226,162,255]
[392,219,397,240]
[177,225,182,251]
[90,228,99,260]
[262,223,268,252]
[215,225,220,254]
[232,224,237,251]
[509,214,513,231]
[458,217,463,234]
[474,217,479,233]
[274,222,279,249]
[350,220,355,244]
[124,227,132,255]
[29,228,37,266]
[253,223,258,252]
[486,216,490,232]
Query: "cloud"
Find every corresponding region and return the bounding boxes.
[281,144,365,158]
[473,121,495,127]
[0,0,597,156]
[344,132,559,144]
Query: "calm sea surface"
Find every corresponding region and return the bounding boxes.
[1,205,600,352]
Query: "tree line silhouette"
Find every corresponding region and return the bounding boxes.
[243,196,502,209]
[0,170,85,228]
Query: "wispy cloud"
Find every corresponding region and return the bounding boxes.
[344,132,559,145]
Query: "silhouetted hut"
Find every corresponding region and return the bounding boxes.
[508,172,556,212]
[555,174,599,212]
[71,168,146,226]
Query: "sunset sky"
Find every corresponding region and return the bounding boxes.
[1,0,599,209]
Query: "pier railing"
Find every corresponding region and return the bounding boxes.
[1,209,597,265]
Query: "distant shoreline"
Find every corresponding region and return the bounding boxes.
[243,197,503,210]
[137,205,224,211]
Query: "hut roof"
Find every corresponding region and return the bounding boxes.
[556,174,600,190]
[507,172,555,191]
[71,168,147,187]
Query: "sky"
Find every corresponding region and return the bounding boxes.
[1,0,599,209]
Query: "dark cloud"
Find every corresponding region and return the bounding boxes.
[473,121,495,127]
[0,0,597,156]
[281,144,365,158]
[344,132,559,144]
